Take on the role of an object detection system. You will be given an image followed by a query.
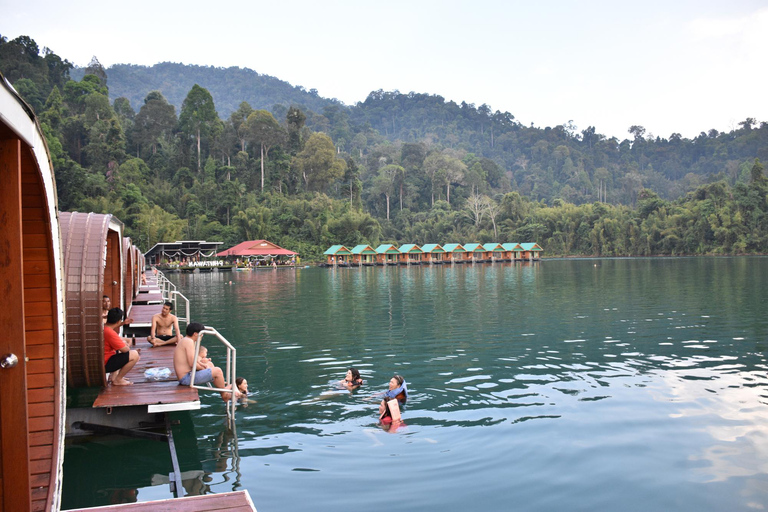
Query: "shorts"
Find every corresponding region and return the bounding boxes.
[155,334,175,341]
[179,368,213,386]
[105,351,129,373]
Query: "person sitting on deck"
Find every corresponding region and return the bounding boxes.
[104,308,141,386]
[148,301,182,347]
[141,271,147,285]
[379,375,408,422]
[339,368,363,389]
[174,322,239,402]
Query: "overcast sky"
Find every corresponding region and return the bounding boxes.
[2,0,767,140]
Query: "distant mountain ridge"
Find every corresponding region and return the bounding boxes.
[71,62,341,116]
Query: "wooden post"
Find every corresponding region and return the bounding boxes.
[0,139,32,512]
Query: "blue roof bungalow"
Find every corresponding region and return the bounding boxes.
[351,244,377,266]
[442,243,467,263]
[501,242,521,261]
[420,243,446,264]
[398,244,424,265]
[462,243,486,263]
[324,245,352,266]
[375,244,400,265]
[519,242,543,261]
[482,242,506,262]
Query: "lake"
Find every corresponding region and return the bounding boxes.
[62,258,768,511]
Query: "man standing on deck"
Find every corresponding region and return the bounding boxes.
[104,308,141,385]
[148,301,182,347]
[174,322,237,401]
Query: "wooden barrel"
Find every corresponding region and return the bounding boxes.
[0,75,67,511]
[60,212,124,388]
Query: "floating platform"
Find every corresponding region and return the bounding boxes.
[65,490,256,512]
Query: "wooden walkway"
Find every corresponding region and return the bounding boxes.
[66,490,257,511]
[93,336,199,411]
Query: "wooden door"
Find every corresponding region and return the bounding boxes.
[0,139,32,511]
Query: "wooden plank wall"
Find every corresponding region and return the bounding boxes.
[22,146,59,512]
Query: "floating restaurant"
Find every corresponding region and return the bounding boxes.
[323,242,542,266]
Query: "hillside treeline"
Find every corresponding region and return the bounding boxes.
[2,34,768,259]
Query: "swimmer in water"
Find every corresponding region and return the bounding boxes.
[379,375,408,422]
[339,368,363,389]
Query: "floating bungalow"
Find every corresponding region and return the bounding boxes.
[398,244,423,265]
[501,242,521,261]
[0,74,67,512]
[462,243,486,263]
[351,244,377,266]
[442,243,467,263]
[375,244,400,265]
[421,244,446,264]
[324,245,352,266]
[519,242,543,261]
[482,242,505,262]
[60,212,126,388]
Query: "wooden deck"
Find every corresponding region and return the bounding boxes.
[134,289,164,301]
[127,304,162,328]
[66,490,256,511]
[93,336,199,412]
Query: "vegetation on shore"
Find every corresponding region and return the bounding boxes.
[2,35,768,260]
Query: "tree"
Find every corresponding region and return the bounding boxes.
[374,165,401,220]
[293,132,346,193]
[178,84,218,172]
[286,106,306,155]
[245,110,286,191]
[133,91,177,157]
[230,101,253,152]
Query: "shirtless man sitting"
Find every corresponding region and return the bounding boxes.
[173,322,238,401]
[148,301,182,347]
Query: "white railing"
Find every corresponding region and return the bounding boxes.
[170,290,190,325]
[189,327,238,423]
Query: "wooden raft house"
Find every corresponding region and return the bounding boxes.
[420,244,446,264]
[350,244,377,266]
[324,245,352,266]
[0,73,67,512]
[375,244,400,265]
[398,244,423,265]
[442,243,467,263]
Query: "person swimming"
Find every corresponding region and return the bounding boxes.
[339,368,363,389]
[379,375,408,422]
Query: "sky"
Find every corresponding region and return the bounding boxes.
[2,0,767,141]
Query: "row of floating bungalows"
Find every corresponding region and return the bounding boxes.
[1,75,145,511]
[324,242,543,266]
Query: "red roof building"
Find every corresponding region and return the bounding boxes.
[217,240,297,258]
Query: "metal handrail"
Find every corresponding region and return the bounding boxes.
[189,327,238,423]
[170,290,190,325]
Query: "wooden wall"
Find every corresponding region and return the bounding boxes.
[0,136,61,510]
[22,146,61,512]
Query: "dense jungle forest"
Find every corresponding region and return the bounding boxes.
[3,34,768,260]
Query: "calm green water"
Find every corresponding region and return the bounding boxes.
[63,258,768,511]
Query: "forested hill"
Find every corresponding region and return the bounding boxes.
[80,60,768,206]
[71,62,339,118]
[3,34,768,260]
